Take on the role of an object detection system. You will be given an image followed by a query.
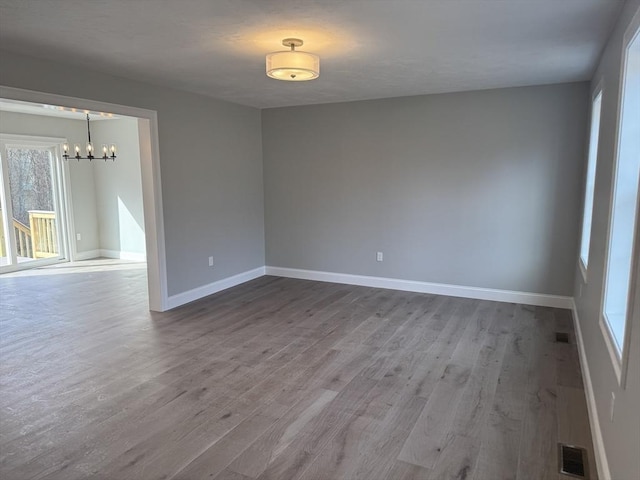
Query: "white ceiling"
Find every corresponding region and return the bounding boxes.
[0,0,623,109]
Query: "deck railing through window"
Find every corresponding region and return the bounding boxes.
[0,209,57,259]
[28,211,58,258]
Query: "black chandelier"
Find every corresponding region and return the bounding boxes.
[63,114,117,161]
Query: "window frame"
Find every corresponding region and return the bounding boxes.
[579,85,604,282]
[599,10,640,388]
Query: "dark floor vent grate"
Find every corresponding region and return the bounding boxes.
[555,332,570,343]
[558,443,588,478]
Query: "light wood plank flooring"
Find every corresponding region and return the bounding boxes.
[0,261,596,479]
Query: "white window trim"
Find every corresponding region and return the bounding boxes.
[599,10,640,389]
[600,195,639,388]
[578,83,604,284]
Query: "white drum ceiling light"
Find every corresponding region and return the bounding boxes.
[266,38,319,81]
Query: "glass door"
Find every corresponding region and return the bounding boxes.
[0,136,69,273]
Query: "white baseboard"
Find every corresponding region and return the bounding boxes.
[265,266,573,308]
[100,249,146,262]
[73,249,101,261]
[166,266,266,310]
[571,300,611,480]
[72,249,146,262]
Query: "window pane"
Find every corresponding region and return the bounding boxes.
[580,91,602,269]
[603,30,640,353]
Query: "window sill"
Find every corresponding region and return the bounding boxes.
[579,258,588,284]
[599,314,626,388]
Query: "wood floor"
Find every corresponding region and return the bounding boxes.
[0,261,597,480]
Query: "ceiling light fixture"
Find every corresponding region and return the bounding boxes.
[266,38,319,81]
[62,114,117,161]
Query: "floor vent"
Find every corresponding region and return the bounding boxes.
[558,443,588,478]
[555,332,570,344]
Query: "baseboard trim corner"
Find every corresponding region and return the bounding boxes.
[571,299,611,480]
[264,266,573,309]
[166,266,266,310]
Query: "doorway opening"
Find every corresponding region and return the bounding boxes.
[0,87,167,311]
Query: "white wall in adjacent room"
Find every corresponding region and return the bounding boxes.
[91,117,146,258]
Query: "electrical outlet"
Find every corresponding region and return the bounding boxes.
[208,256,214,267]
[76,233,81,241]
[610,392,615,422]
[376,252,383,262]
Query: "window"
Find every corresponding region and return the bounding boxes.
[579,90,602,275]
[602,21,640,365]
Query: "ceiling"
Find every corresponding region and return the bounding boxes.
[0,0,624,109]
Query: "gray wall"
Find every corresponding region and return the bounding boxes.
[263,83,588,295]
[0,110,100,254]
[574,1,640,478]
[0,50,265,296]
[92,117,146,257]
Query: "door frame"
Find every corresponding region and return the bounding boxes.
[0,85,169,312]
